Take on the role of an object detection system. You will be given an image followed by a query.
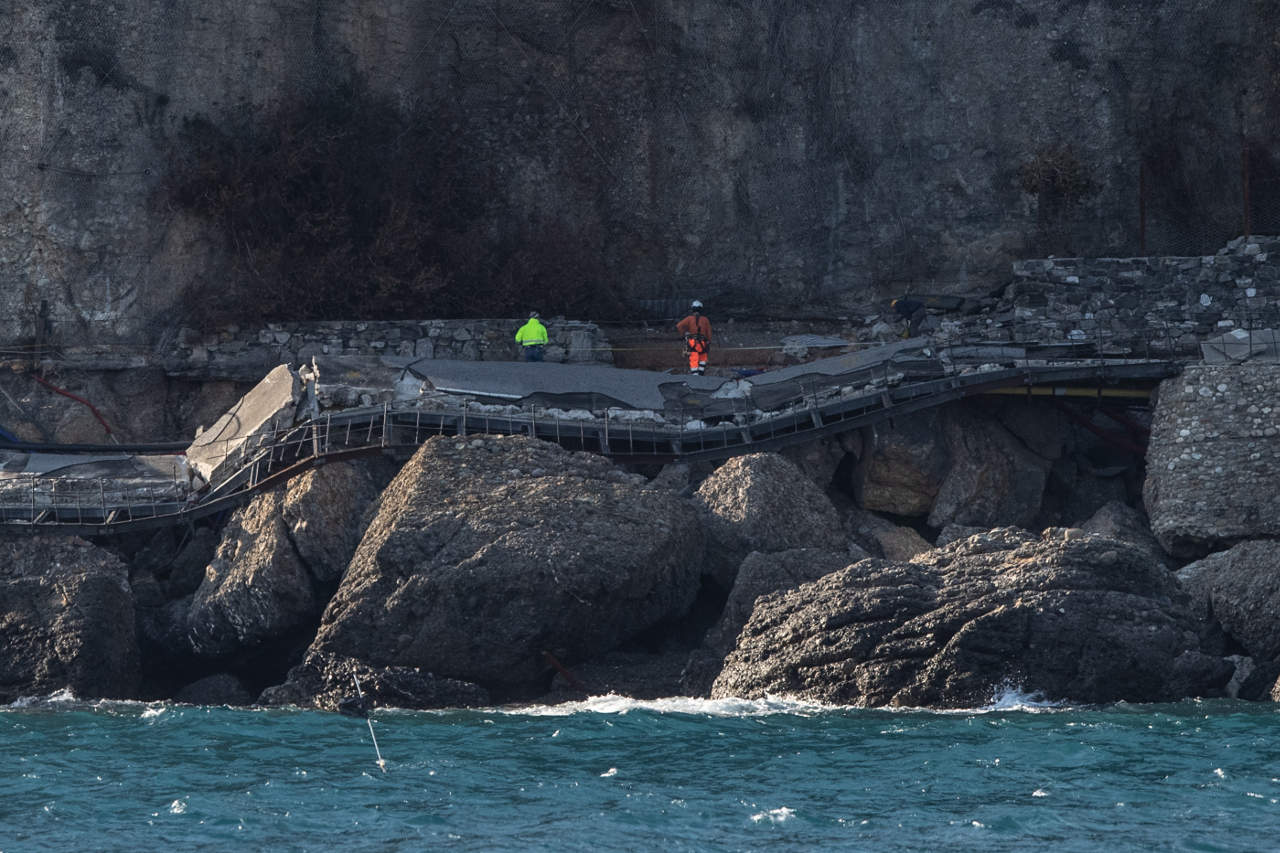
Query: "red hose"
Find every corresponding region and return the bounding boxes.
[32,373,116,440]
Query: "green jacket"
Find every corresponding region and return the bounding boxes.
[515,318,548,346]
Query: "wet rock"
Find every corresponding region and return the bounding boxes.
[300,436,704,700]
[540,650,690,703]
[0,536,139,703]
[712,527,1230,707]
[693,453,843,586]
[259,652,488,710]
[174,672,254,706]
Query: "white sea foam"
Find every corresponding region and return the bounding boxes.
[8,687,79,708]
[503,693,838,717]
[141,705,166,719]
[750,806,795,824]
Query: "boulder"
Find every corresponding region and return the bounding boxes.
[927,406,1051,528]
[1080,500,1169,568]
[853,403,1054,527]
[185,461,382,659]
[935,523,986,548]
[847,506,932,560]
[0,536,139,702]
[693,453,843,586]
[711,527,1230,707]
[782,432,862,491]
[298,436,704,701]
[1176,541,1280,663]
[1144,365,1280,558]
[259,652,489,710]
[173,672,254,706]
[186,490,319,658]
[852,413,949,516]
[704,548,852,659]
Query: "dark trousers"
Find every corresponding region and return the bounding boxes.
[522,344,545,362]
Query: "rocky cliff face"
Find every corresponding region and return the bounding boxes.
[5,1,1278,343]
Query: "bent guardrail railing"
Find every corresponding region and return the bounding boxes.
[0,357,1181,536]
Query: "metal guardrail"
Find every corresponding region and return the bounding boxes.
[0,356,1182,536]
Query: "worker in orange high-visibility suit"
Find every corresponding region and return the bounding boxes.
[676,300,712,374]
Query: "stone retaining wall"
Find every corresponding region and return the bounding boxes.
[992,236,1280,354]
[1144,363,1280,558]
[164,318,612,379]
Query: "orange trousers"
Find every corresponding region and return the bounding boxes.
[685,337,708,373]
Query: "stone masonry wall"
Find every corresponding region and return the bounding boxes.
[996,237,1280,355]
[1144,363,1280,559]
[163,319,611,380]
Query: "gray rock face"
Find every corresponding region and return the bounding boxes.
[693,453,844,586]
[303,436,704,699]
[711,528,1229,707]
[852,404,1055,528]
[1144,365,1280,558]
[1177,541,1280,663]
[185,461,382,659]
[7,2,1274,342]
[0,537,139,703]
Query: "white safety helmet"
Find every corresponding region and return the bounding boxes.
[691,300,703,310]
[530,311,540,319]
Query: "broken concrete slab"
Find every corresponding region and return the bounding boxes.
[186,364,302,484]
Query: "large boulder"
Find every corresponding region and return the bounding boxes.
[703,548,853,659]
[259,652,489,710]
[852,403,1055,527]
[852,413,949,516]
[926,406,1053,528]
[1080,500,1169,569]
[1177,541,1280,664]
[693,453,843,586]
[711,527,1230,707]
[185,461,382,659]
[0,537,139,702]
[846,506,932,561]
[1145,365,1280,558]
[295,435,704,702]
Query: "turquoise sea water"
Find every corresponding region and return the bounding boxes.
[2,693,1278,852]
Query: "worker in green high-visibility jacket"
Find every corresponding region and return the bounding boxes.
[515,311,549,361]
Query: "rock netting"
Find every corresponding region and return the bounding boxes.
[711,528,1230,707]
[1143,364,1280,557]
